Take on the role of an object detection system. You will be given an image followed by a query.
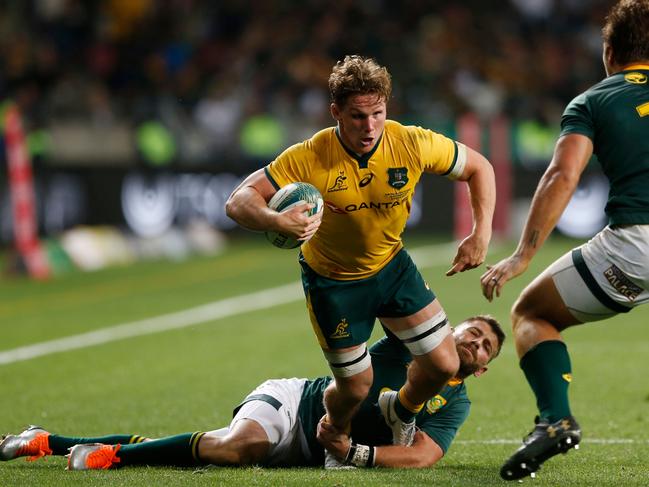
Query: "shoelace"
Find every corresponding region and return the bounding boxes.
[16,433,53,461]
[85,444,121,469]
[397,421,416,445]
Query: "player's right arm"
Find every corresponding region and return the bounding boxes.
[318,423,443,468]
[446,144,496,276]
[225,168,321,240]
[414,125,495,277]
[480,133,593,301]
[373,430,444,468]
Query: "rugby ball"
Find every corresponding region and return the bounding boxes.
[265,182,323,249]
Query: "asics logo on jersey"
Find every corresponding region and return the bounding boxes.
[328,172,348,192]
[359,174,374,187]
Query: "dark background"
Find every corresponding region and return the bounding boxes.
[0,0,614,243]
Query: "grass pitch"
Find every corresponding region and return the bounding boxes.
[1,234,648,486]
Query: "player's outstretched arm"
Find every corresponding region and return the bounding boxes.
[318,422,443,468]
[373,431,443,468]
[447,146,496,276]
[480,133,593,301]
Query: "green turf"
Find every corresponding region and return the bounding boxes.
[1,234,647,486]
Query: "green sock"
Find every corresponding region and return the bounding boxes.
[48,434,148,456]
[520,340,573,423]
[117,432,205,467]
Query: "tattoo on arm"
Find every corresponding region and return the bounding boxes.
[528,230,539,248]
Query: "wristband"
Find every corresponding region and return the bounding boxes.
[344,441,376,467]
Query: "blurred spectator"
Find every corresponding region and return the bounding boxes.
[0,0,613,170]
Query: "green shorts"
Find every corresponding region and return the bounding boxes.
[300,249,436,349]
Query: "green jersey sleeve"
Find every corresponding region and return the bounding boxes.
[416,383,471,454]
[560,93,594,140]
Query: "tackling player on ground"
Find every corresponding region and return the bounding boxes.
[480,0,649,480]
[226,55,496,459]
[0,316,504,470]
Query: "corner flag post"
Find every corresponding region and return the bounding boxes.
[4,104,51,279]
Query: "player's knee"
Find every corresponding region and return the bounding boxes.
[343,379,372,404]
[434,348,460,380]
[413,343,459,383]
[512,288,538,325]
[331,373,372,404]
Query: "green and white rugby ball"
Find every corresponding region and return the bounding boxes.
[265,182,323,249]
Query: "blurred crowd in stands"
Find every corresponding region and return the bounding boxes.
[0,0,613,169]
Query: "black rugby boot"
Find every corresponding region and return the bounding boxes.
[500,415,581,480]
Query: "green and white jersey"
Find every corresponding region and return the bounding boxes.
[297,333,470,465]
[560,65,649,225]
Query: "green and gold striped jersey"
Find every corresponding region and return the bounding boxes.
[561,65,649,225]
[298,333,470,465]
[265,120,464,279]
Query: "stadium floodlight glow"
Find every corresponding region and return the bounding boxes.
[556,172,609,239]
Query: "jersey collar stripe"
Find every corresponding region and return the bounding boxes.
[621,64,649,71]
[334,126,382,168]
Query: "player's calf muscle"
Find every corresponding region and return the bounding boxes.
[198,432,270,465]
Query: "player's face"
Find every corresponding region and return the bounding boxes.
[453,319,499,378]
[331,93,386,155]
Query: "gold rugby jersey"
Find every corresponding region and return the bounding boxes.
[265,119,466,280]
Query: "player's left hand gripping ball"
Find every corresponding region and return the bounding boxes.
[265,182,324,249]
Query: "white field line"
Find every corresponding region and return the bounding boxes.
[0,281,302,366]
[0,243,457,366]
[456,438,649,445]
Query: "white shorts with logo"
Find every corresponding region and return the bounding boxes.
[550,225,649,322]
[230,377,312,466]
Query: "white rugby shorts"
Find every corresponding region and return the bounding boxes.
[231,377,312,466]
[551,224,649,322]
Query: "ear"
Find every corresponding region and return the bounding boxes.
[330,103,340,121]
[472,366,488,378]
[602,43,618,76]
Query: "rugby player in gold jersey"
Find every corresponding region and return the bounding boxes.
[227,55,495,461]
